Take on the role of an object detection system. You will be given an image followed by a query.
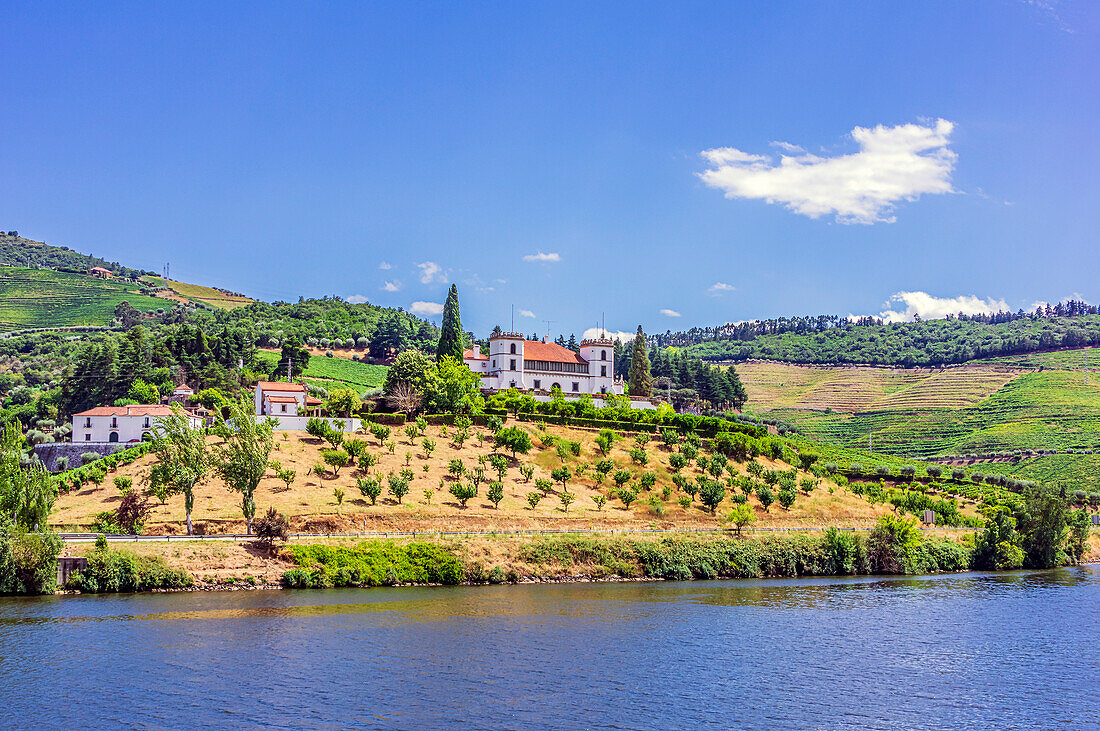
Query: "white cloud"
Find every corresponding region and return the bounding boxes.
[379,261,392,270]
[708,282,736,295]
[582,327,637,342]
[345,294,370,304]
[416,261,445,284]
[519,309,536,318]
[698,119,957,224]
[660,308,682,317]
[382,280,401,292]
[410,301,445,316]
[522,251,561,263]
[877,291,1010,324]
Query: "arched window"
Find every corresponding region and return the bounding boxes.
[510,343,516,354]
[601,350,606,360]
[108,432,119,443]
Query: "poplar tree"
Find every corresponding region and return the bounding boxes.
[628,326,653,397]
[436,284,464,362]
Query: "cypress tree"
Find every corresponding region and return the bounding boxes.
[436,284,464,362]
[628,326,653,397]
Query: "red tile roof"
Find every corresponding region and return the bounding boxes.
[255,381,307,393]
[523,340,588,365]
[267,396,300,403]
[73,405,178,417]
[463,349,488,361]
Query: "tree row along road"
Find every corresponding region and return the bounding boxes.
[56,525,974,542]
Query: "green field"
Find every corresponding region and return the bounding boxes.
[738,357,1100,458]
[995,454,1100,493]
[0,266,166,331]
[255,350,388,391]
[979,347,1100,370]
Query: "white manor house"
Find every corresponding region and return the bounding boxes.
[463,331,625,396]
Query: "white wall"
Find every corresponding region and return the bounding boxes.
[259,415,365,431]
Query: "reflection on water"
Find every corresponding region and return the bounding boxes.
[1,568,1098,729]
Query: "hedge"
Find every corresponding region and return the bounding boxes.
[421,412,507,427]
[514,412,764,438]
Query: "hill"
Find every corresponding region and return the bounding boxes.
[737,357,1100,489]
[254,349,389,392]
[51,421,976,534]
[0,266,167,330]
[140,276,253,310]
[0,231,153,279]
[672,309,1100,367]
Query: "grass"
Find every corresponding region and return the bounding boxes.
[255,350,388,391]
[0,266,166,331]
[979,346,1100,370]
[996,454,1100,493]
[142,276,253,310]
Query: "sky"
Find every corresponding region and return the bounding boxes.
[2,1,1097,340]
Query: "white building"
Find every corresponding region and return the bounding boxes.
[463,332,624,396]
[71,405,203,444]
[254,381,311,416]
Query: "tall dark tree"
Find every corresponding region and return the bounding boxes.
[436,284,464,362]
[628,326,653,397]
[271,335,310,381]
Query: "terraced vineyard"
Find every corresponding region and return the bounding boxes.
[0,266,165,330]
[997,454,1100,493]
[980,346,1100,370]
[255,350,388,391]
[762,371,1100,458]
[142,276,253,310]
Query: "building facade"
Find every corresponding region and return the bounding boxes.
[254,381,309,416]
[463,332,623,395]
[71,405,203,444]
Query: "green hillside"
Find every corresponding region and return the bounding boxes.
[254,350,388,392]
[0,231,152,279]
[0,266,167,331]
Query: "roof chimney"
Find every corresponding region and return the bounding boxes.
[543,335,548,343]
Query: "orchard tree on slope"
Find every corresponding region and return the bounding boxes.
[628,326,653,397]
[436,284,465,362]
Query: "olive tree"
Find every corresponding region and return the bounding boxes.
[211,397,275,534]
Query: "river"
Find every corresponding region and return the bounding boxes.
[1,568,1098,729]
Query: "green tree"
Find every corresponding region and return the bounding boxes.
[146,404,211,534]
[271,335,310,380]
[627,326,653,397]
[357,477,382,505]
[450,482,477,507]
[127,379,159,404]
[699,480,726,514]
[428,356,484,414]
[725,503,756,535]
[0,424,56,531]
[494,426,532,459]
[551,466,572,492]
[211,397,275,534]
[436,284,465,362]
[526,492,542,509]
[559,492,576,512]
[486,481,504,509]
[325,388,361,417]
[388,474,410,503]
[1015,485,1071,569]
[489,454,509,481]
[322,449,350,477]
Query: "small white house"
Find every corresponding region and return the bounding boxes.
[254,381,308,416]
[71,405,202,444]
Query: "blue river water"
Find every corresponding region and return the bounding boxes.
[1,567,1098,729]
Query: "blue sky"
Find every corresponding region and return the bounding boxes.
[2,1,1097,339]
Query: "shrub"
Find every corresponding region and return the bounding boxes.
[486,481,504,509]
[618,488,638,508]
[639,472,657,490]
[927,465,943,478]
[281,541,464,587]
[253,507,290,548]
[628,448,648,465]
[450,482,477,507]
[526,492,542,509]
[534,478,553,495]
[593,494,607,511]
[777,488,796,510]
[70,546,191,593]
[81,452,101,466]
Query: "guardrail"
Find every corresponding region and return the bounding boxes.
[55,524,973,542]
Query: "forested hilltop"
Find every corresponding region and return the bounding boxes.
[0,231,153,280]
[665,306,1100,366]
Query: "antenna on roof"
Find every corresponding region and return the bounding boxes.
[511,304,514,332]
[544,319,554,339]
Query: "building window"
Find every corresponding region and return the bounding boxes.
[601,386,607,394]
[510,358,516,370]
[281,404,287,412]
[510,343,517,354]
[492,359,496,368]
[601,350,606,360]
[111,417,118,428]
[571,382,579,392]
[144,418,150,427]
[84,417,92,428]
[85,433,91,441]
[601,365,607,377]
